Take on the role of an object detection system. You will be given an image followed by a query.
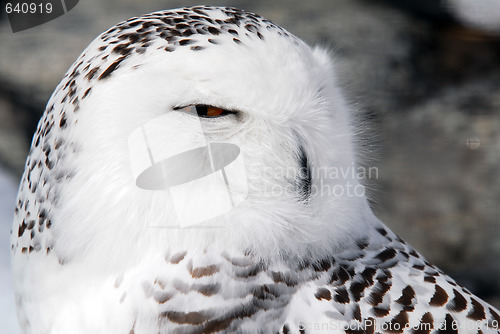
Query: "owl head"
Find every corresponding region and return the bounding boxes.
[17,6,372,266]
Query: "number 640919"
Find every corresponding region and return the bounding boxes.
[5,2,53,14]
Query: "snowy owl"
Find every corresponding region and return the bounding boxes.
[11,6,500,334]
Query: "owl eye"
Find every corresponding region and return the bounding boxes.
[175,105,236,118]
[195,105,235,118]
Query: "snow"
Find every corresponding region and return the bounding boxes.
[0,168,21,334]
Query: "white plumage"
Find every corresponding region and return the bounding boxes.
[11,6,500,334]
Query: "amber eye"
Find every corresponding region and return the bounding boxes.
[175,105,236,118]
[195,105,234,118]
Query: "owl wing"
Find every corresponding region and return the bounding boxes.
[281,225,500,334]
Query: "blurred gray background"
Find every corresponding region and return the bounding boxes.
[1,0,499,332]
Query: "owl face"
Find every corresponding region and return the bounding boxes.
[74,9,341,205]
